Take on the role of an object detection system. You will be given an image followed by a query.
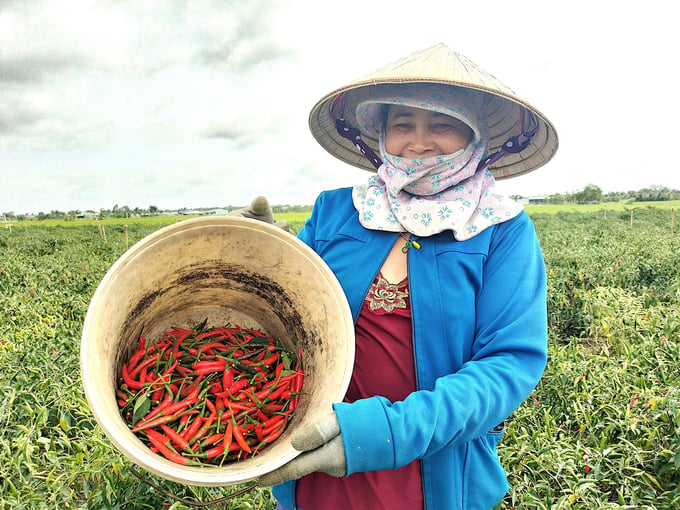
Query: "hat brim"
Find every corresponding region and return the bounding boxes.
[308,45,558,180]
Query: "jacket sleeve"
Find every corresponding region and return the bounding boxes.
[333,212,548,474]
[296,191,324,248]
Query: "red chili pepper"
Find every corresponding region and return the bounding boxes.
[208,381,223,395]
[262,422,286,444]
[130,354,158,379]
[264,416,287,435]
[126,345,147,372]
[140,393,174,423]
[224,418,233,452]
[274,361,284,380]
[160,424,190,452]
[290,371,303,409]
[205,444,226,459]
[227,378,248,395]
[198,341,232,352]
[170,327,193,360]
[239,388,262,406]
[190,412,216,445]
[261,352,279,366]
[260,380,291,402]
[163,397,200,417]
[261,414,285,432]
[253,423,264,442]
[261,403,284,414]
[193,359,226,369]
[132,413,180,433]
[256,409,269,423]
[134,397,198,430]
[149,365,176,401]
[175,365,191,378]
[181,415,204,441]
[178,412,192,431]
[197,328,228,340]
[201,432,224,448]
[145,429,189,465]
[121,363,143,390]
[222,368,236,390]
[231,419,252,453]
[194,365,227,376]
[179,375,205,398]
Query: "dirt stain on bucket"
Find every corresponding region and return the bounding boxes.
[121,261,312,362]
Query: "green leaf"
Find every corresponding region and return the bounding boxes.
[132,393,151,424]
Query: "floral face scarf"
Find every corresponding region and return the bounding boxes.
[351,84,522,241]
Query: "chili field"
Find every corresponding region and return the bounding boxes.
[0,208,678,509]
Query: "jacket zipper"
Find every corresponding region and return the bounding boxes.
[405,234,429,510]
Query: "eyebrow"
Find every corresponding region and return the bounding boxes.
[389,110,456,121]
[389,111,415,121]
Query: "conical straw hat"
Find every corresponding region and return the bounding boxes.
[309,43,558,179]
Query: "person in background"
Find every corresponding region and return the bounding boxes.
[258,43,559,510]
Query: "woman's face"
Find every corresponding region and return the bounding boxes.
[384,105,473,158]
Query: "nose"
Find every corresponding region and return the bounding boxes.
[408,127,434,155]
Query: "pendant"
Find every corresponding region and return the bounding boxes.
[399,233,421,253]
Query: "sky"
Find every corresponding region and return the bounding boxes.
[1,0,678,215]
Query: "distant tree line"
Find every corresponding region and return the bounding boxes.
[3,187,678,221]
[513,185,680,205]
[1,203,314,222]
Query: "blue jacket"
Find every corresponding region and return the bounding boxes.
[273,187,547,510]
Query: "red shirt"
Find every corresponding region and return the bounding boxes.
[296,273,423,510]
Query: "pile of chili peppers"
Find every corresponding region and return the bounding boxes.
[116,321,303,467]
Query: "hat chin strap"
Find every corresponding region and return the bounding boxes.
[334,117,383,170]
[330,93,383,170]
[476,108,539,172]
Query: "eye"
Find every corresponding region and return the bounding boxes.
[390,122,414,132]
[432,122,459,131]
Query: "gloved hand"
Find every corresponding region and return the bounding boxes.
[228,196,275,223]
[228,196,293,233]
[257,412,347,486]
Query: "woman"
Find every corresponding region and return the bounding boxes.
[259,43,559,510]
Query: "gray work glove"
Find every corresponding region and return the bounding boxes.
[228,196,294,233]
[228,196,275,223]
[257,412,347,486]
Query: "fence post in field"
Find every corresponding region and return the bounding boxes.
[672,208,675,235]
[97,221,107,242]
[630,209,634,227]
[125,224,129,249]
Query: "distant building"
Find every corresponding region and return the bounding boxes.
[517,195,547,205]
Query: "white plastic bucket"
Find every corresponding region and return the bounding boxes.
[80,216,354,486]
